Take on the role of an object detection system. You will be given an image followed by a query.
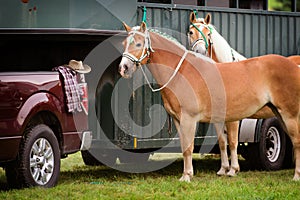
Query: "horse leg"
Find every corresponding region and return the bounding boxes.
[280,115,300,180]
[215,123,230,176]
[287,118,300,180]
[175,116,197,182]
[226,121,240,176]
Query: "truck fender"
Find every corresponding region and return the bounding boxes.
[239,119,263,143]
[16,92,63,130]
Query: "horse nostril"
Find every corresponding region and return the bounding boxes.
[124,65,128,73]
[119,64,128,74]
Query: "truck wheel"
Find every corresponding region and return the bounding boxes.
[81,149,116,166]
[118,152,150,164]
[259,117,286,170]
[81,150,103,166]
[5,124,60,188]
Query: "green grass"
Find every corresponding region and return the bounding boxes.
[0,153,299,199]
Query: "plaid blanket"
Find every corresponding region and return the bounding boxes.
[53,66,82,113]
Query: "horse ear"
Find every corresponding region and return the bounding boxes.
[123,22,132,32]
[205,13,211,25]
[140,21,147,33]
[190,12,197,23]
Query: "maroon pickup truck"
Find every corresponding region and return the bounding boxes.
[0,71,91,188]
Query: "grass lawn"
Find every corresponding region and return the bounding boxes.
[0,152,299,200]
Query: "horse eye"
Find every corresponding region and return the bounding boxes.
[136,43,142,47]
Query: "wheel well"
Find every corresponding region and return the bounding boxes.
[254,119,264,142]
[24,111,63,153]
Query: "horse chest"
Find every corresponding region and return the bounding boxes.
[160,93,180,118]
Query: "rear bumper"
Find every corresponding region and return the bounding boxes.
[80,131,92,151]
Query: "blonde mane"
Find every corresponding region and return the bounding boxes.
[131,26,215,64]
[209,25,246,62]
[149,29,186,50]
[149,29,215,64]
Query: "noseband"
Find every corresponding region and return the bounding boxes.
[122,30,154,67]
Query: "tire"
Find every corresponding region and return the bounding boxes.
[240,143,260,170]
[5,124,60,188]
[81,149,116,166]
[81,150,104,166]
[258,117,287,170]
[118,152,150,164]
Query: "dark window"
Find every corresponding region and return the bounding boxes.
[196,0,230,7]
[173,0,198,5]
[239,0,266,9]
[138,0,171,3]
[138,0,298,11]
[206,0,230,7]
[138,0,199,5]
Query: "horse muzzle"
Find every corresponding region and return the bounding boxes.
[193,44,207,55]
[119,57,136,78]
[119,63,130,78]
[191,38,207,56]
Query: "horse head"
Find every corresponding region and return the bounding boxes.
[119,22,153,78]
[188,12,213,56]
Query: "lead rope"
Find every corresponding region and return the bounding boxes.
[142,6,147,25]
[140,50,188,92]
[210,39,213,59]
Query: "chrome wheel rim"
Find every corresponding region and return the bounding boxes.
[266,127,281,163]
[30,138,54,185]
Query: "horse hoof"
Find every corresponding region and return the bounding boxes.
[293,175,300,181]
[227,170,237,177]
[227,167,240,177]
[179,175,191,182]
[217,168,227,176]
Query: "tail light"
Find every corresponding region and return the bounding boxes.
[78,82,88,115]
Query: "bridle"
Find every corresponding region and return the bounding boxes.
[122,29,154,67]
[189,22,213,56]
[190,22,237,61]
[122,28,188,92]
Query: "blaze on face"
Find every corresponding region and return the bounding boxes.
[188,12,212,55]
[119,22,147,78]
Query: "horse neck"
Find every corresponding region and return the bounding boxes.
[146,32,187,85]
[210,30,246,62]
[208,45,218,62]
[210,31,234,63]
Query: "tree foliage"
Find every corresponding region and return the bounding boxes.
[269,0,300,11]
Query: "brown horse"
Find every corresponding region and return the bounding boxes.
[119,21,300,182]
[188,11,300,176]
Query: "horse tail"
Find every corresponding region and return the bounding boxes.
[266,103,288,133]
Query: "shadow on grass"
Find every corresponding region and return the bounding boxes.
[0,156,268,190]
[58,156,253,184]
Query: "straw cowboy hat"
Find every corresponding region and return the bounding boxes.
[67,60,91,74]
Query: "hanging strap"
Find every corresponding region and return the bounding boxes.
[193,9,198,18]
[142,6,147,25]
